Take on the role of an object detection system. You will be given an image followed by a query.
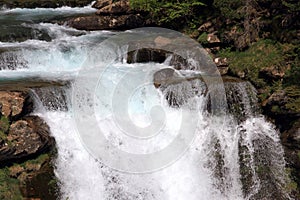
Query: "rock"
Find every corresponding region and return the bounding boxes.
[153,68,177,88]
[0,91,26,118]
[66,14,144,30]
[92,0,111,9]
[259,65,289,80]
[9,165,24,178]
[198,21,213,32]
[207,33,221,43]
[214,57,229,75]
[96,0,131,15]
[20,159,58,199]
[0,116,54,163]
[127,48,169,64]
[282,119,300,150]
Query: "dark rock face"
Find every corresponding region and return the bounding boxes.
[0,0,93,8]
[127,48,170,64]
[282,119,300,194]
[66,14,144,30]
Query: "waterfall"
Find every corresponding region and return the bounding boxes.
[0,6,294,200]
[29,65,291,200]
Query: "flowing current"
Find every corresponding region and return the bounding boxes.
[0,4,293,200]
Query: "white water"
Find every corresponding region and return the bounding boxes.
[0,5,292,200]
[31,63,290,200]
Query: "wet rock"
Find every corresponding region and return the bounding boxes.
[153,68,207,108]
[153,68,177,88]
[96,0,131,15]
[127,48,169,64]
[0,116,54,163]
[66,14,144,30]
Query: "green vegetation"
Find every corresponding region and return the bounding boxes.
[0,116,10,142]
[0,116,9,133]
[130,0,207,29]
[218,40,289,87]
[0,168,22,200]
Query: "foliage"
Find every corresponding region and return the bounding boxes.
[213,0,244,20]
[0,116,9,133]
[0,168,22,200]
[130,0,206,29]
[218,39,287,88]
[197,32,208,44]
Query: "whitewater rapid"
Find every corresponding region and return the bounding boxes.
[0,5,293,200]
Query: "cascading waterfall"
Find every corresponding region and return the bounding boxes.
[0,4,294,200]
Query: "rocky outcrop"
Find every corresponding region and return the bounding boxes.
[66,14,144,30]
[0,116,54,163]
[0,90,56,199]
[0,91,54,164]
[65,0,144,30]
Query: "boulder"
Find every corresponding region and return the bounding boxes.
[66,14,144,30]
[0,116,54,163]
[0,91,27,118]
[153,68,177,88]
[96,0,131,15]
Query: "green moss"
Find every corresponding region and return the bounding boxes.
[197,32,208,45]
[0,116,9,133]
[218,40,289,87]
[0,168,22,200]
[20,153,49,168]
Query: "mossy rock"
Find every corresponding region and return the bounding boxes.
[0,168,23,200]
